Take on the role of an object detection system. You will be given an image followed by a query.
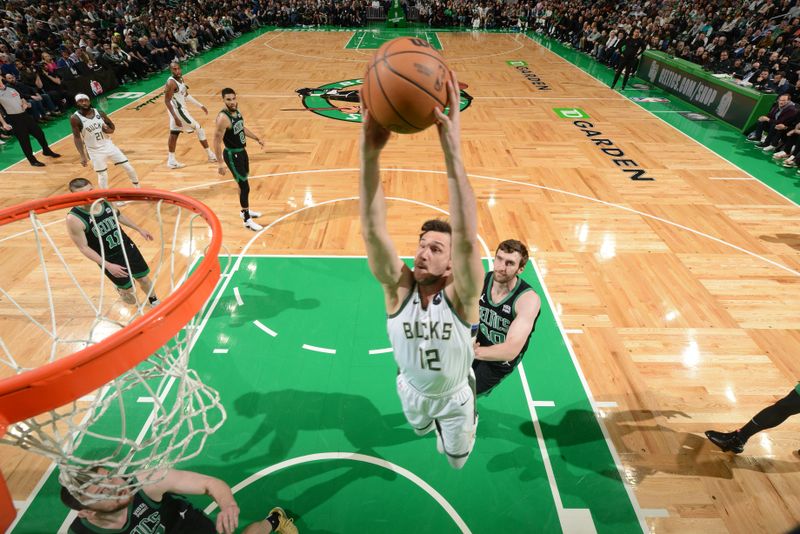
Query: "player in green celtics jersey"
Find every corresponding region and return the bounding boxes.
[214,87,264,232]
[65,177,160,307]
[213,87,265,231]
[61,466,298,534]
[473,239,541,395]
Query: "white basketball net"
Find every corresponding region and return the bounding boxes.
[0,195,227,503]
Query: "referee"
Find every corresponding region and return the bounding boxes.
[0,76,60,166]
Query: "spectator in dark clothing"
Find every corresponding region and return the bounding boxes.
[773,71,792,94]
[746,93,799,153]
[730,58,747,79]
[56,48,79,71]
[34,64,68,111]
[610,28,645,91]
[710,50,733,74]
[753,69,777,92]
[99,42,134,83]
[0,54,19,78]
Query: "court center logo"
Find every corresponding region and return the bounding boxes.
[294,78,473,123]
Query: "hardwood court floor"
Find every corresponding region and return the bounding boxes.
[1,30,800,533]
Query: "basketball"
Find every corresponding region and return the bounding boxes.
[361,37,451,134]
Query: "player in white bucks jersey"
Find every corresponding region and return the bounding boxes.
[360,70,483,469]
[164,61,217,168]
[70,94,138,189]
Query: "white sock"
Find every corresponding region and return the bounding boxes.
[206,147,215,157]
[168,152,176,163]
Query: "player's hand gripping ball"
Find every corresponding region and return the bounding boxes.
[361,37,451,134]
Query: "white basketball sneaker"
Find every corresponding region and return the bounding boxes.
[167,160,186,169]
[243,219,263,231]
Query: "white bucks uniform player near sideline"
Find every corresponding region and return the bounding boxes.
[70,94,138,189]
[164,61,217,169]
[359,70,484,469]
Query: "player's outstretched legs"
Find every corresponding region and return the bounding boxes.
[136,275,160,307]
[118,161,139,187]
[195,124,217,162]
[706,387,800,453]
[436,386,478,470]
[167,131,185,169]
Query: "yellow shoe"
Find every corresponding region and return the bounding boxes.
[270,507,298,534]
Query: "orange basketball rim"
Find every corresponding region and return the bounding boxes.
[0,188,222,531]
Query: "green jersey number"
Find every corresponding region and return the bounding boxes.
[104,231,121,252]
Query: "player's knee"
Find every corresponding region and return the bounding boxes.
[139,276,155,291]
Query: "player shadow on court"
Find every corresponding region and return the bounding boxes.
[211,282,320,326]
[480,403,643,528]
[222,389,415,460]
[189,390,420,532]
[608,409,800,484]
[760,233,800,252]
[480,405,621,482]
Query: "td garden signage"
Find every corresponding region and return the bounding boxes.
[553,108,655,181]
[508,60,551,91]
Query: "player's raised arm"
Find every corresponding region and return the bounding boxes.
[359,108,404,290]
[434,70,483,313]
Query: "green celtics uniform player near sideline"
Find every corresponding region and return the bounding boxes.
[472,239,541,395]
[213,87,265,232]
[65,177,160,307]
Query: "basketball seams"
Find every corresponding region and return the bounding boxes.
[366,37,450,133]
[383,49,449,69]
[380,57,448,108]
[373,59,423,132]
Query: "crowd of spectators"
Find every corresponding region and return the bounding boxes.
[409,0,800,168]
[1,0,799,159]
[528,0,800,96]
[0,0,267,134]
[3,0,799,108]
